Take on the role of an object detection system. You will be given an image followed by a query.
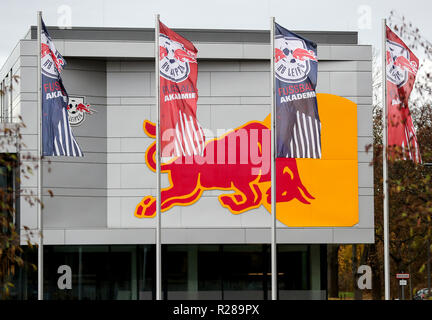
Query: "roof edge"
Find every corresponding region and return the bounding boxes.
[27,25,358,45]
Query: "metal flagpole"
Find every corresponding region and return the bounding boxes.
[382,18,390,301]
[155,13,162,301]
[270,16,277,301]
[36,10,44,301]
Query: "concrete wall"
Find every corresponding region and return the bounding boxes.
[7,35,373,245]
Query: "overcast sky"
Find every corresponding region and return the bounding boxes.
[0,0,431,67]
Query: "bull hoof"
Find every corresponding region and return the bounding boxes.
[219,195,236,210]
[220,194,244,207]
[234,194,243,202]
[219,194,257,214]
[134,196,156,218]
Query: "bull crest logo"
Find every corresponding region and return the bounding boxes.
[159,34,196,83]
[134,119,314,220]
[67,96,95,126]
[386,40,417,87]
[41,32,65,79]
[274,36,316,83]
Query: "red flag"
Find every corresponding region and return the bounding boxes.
[386,26,421,163]
[159,21,205,158]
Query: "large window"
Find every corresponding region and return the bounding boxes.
[163,244,325,300]
[221,245,267,300]
[12,244,326,300]
[0,72,12,123]
[0,153,25,299]
[0,153,18,219]
[43,245,155,300]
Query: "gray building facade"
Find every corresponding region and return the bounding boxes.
[0,25,373,300]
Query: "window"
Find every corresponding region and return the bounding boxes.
[0,153,19,230]
[12,244,326,300]
[43,245,155,300]
[0,70,14,123]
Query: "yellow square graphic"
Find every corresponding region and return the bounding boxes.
[263,93,359,227]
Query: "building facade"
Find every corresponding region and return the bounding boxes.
[0,25,373,300]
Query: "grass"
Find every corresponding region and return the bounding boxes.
[338,291,354,299]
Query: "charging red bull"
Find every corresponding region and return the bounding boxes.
[135,119,314,218]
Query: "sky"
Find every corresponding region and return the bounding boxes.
[0,0,431,67]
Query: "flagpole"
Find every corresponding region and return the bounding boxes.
[155,13,162,301]
[382,18,390,301]
[270,16,277,301]
[36,10,44,301]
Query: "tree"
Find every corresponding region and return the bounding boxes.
[334,12,432,300]
[367,11,432,299]
[0,75,45,299]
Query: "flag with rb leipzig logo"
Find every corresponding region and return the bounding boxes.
[274,22,321,159]
[385,25,421,163]
[158,21,205,158]
[41,18,83,157]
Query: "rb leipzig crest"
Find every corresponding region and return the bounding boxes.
[41,31,65,79]
[67,96,95,126]
[386,40,418,87]
[159,34,197,83]
[274,36,317,83]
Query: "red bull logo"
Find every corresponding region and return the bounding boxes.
[135,119,313,218]
[76,103,92,113]
[40,31,66,79]
[276,48,317,64]
[133,94,360,227]
[41,43,65,74]
[159,34,196,82]
[292,48,317,62]
[274,35,317,83]
[174,48,197,63]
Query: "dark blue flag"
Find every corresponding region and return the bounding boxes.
[41,19,83,157]
[274,22,321,159]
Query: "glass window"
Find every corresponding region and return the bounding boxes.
[137,245,155,300]
[43,245,154,300]
[197,245,222,299]
[164,244,223,300]
[164,245,189,299]
[10,244,326,300]
[0,153,22,299]
[0,154,17,220]
[0,81,3,122]
[277,244,327,300]
[2,76,9,122]
[278,244,309,292]
[222,244,266,300]
[6,246,37,300]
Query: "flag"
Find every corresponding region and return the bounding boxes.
[41,19,83,157]
[158,21,205,158]
[274,23,321,159]
[385,25,421,163]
